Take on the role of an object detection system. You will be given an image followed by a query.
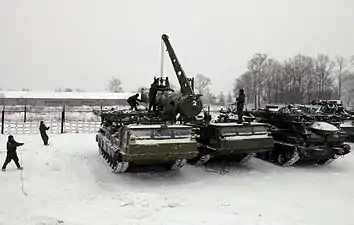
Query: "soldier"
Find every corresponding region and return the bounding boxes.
[236,89,246,124]
[39,121,50,145]
[2,135,24,171]
[127,93,142,111]
[148,80,158,112]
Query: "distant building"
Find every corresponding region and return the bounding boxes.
[0,91,137,106]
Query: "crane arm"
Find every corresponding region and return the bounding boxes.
[161,34,194,95]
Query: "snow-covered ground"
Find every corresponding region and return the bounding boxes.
[1,134,354,225]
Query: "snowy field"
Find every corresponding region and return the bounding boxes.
[1,134,354,225]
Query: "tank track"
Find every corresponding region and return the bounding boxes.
[257,143,300,167]
[98,145,129,173]
[98,142,188,173]
[258,141,350,167]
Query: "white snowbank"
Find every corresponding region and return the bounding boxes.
[0,134,354,225]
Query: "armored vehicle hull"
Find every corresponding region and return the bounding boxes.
[254,107,351,166]
[96,121,199,173]
[340,121,354,142]
[191,121,274,164]
[296,102,354,142]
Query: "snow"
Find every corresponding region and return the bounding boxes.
[134,138,194,144]
[1,133,354,225]
[210,122,268,127]
[224,134,272,140]
[310,121,339,132]
[0,91,136,100]
[128,124,192,129]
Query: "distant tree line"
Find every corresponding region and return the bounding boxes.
[54,88,85,92]
[7,53,354,110]
[193,73,234,106]
[234,53,354,108]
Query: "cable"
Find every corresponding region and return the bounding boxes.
[19,147,28,196]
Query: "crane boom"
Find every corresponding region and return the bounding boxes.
[161,34,194,95]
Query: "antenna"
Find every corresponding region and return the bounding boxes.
[160,38,164,77]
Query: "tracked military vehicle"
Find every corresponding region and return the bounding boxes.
[191,106,273,164]
[298,100,354,142]
[95,112,198,172]
[94,34,207,172]
[254,105,351,166]
[147,34,274,165]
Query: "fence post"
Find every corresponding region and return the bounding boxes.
[1,109,4,134]
[24,105,27,123]
[61,105,65,134]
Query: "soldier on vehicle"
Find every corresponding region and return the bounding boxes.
[2,135,24,171]
[127,93,142,111]
[39,121,50,145]
[236,89,246,124]
[148,80,159,112]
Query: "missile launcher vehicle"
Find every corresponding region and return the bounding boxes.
[254,105,351,166]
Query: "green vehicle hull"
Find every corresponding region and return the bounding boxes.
[96,123,199,172]
[192,122,274,164]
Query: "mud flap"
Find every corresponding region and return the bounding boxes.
[282,149,300,167]
[195,154,211,166]
[170,159,187,170]
[239,153,255,164]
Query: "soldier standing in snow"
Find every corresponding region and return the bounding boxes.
[2,135,24,171]
[39,121,50,145]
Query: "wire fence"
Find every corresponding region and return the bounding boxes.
[0,104,226,135]
[0,105,113,135]
[1,121,102,135]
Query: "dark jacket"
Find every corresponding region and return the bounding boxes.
[7,139,24,152]
[127,94,141,103]
[149,83,158,98]
[236,93,246,111]
[40,123,49,134]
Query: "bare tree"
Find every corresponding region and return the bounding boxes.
[281,54,314,103]
[234,71,252,104]
[247,53,268,108]
[313,54,335,99]
[226,91,233,104]
[54,88,72,92]
[217,91,226,106]
[195,73,211,95]
[106,77,123,93]
[341,72,354,106]
[234,53,342,105]
[335,56,351,99]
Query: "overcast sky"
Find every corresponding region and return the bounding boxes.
[0,0,353,93]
